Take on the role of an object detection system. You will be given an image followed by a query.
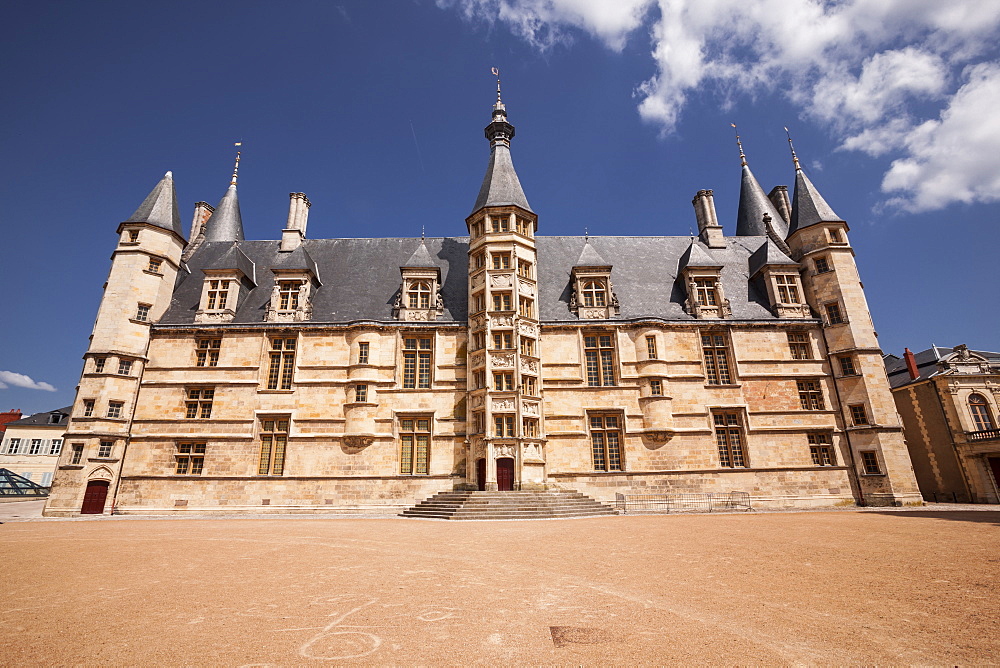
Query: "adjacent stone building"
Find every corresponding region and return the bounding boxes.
[44,89,921,516]
[885,345,1000,503]
[0,407,70,487]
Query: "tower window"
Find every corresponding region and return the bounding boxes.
[117,360,133,375]
[94,358,106,373]
[407,281,432,309]
[492,253,511,270]
[70,444,84,465]
[494,415,516,438]
[492,293,512,312]
[519,298,534,318]
[493,332,513,349]
[523,418,538,437]
[522,376,536,395]
[828,229,843,243]
[135,303,151,322]
[650,379,663,396]
[490,216,509,232]
[646,335,658,359]
[147,258,162,274]
[825,302,844,325]
[838,356,858,376]
[860,451,881,475]
[520,337,535,356]
[97,441,114,458]
[82,400,95,417]
[493,373,514,391]
[128,230,139,243]
[590,414,622,471]
[518,260,532,278]
[849,404,870,426]
[814,257,831,274]
[808,433,835,466]
[355,384,368,402]
[106,402,124,419]
[584,334,616,386]
[358,342,370,365]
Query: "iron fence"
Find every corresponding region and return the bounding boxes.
[615,491,752,514]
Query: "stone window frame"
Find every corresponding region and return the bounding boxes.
[106,401,124,419]
[354,384,369,403]
[97,440,114,458]
[257,417,289,476]
[357,341,370,365]
[808,433,835,466]
[787,332,811,360]
[712,409,748,468]
[401,335,433,389]
[824,301,845,326]
[583,332,618,387]
[860,450,882,475]
[407,280,432,309]
[94,357,107,373]
[494,414,516,438]
[82,399,95,417]
[175,442,206,475]
[849,404,870,426]
[814,256,832,274]
[70,444,84,465]
[399,415,432,475]
[196,338,221,367]
[581,280,608,308]
[266,337,297,391]
[521,375,537,396]
[968,393,996,432]
[837,355,859,377]
[185,388,214,419]
[588,412,624,472]
[772,274,802,305]
[797,380,825,410]
[646,335,658,360]
[493,372,515,392]
[117,359,133,376]
[146,257,163,274]
[701,330,735,386]
[134,303,151,322]
[650,379,664,396]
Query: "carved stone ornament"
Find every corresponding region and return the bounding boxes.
[522,442,544,461]
[470,351,486,368]
[404,310,435,321]
[194,309,236,324]
[495,444,516,458]
[492,354,515,369]
[471,394,484,408]
[522,401,539,416]
[492,398,516,412]
[472,314,486,329]
[490,273,513,288]
[646,430,674,444]
[491,314,514,328]
[518,278,533,294]
[520,358,539,373]
[343,436,374,449]
[518,321,538,337]
[582,308,606,319]
[472,273,484,288]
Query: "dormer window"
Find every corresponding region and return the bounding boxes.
[775,275,800,303]
[583,281,607,307]
[278,281,301,311]
[396,247,442,321]
[408,281,431,309]
[206,280,230,310]
[570,259,620,320]
[682,271,729,319]
[490,216,510,232]
[694,279,717,306]
[266,277,313,322]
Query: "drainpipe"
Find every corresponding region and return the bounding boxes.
[819,328,866,507]
[110,335,151,515]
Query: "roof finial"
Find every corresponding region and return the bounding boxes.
[731,123,747,167]
[421,225,425,240]
[783,126,801,171]
[492,66,502,105]
[230,142,242,186]
[584,226,589,240]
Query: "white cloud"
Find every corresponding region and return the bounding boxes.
[0,371,56,392]
[440,0,1000,212]
[881,63,1000,212]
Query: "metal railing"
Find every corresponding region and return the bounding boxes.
[615,491,752,514]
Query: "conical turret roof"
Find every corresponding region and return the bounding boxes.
[789,168,844,236]
[471,89,532,215]
[124,171,184,237]
[736,164,785,237]
[202,185,244,243]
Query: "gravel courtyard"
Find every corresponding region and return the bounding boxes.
[2,508,998,665]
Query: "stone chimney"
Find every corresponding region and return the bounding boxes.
[767,186,791,224]
[280,192,311,252]
[692,189,726,248]
[904,347,919,380]
[189,202,214,241]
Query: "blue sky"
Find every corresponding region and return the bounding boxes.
[2,0,998,415]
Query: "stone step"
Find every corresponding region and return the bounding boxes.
[400,489,618,520]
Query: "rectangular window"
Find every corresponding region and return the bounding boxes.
[493,332,513,349]
[825,302,844,325]
[860,451,881,475]
[520,337,535,356]
[695,279,718,306]
[522,376,537,396]
[492,253,511,270]
[702,332,733,385]
[523,418,538,437]
[83,400,95,417]
[519,298,534,318]
[492,293,512,311]
[473,370,485,389]
[135,303,151,322]
[590,414,623,471]
[787,332,811,360]
[472,412,484,434]
[518,260,532,278]
[185,388,214,419]
[494,415,516,438]
[70,444,83,465]
[94,358,106,373]
[258,418,288,475]
[584,334,617,386]
[118,359,133,375]
[808,434,835,466]
[29,439,43,455]
[175,442,206,475]
[147,258,162,273]
[775,275,800,303]
[516,217,532,236]
[814,257,831,274]
[6,438,20,454]
[490,215,509,232]
[797,380,825,410]
[128,229,139,243]
[278,281,300,310]
[49,439,63,455]
[402,337,432,389]
[713,411,748,467]
[849,404,870,426]
[358,342,370,364]
[650,379,663,396]
[838,356,858,376]
[196,338,221,367]
[399,417,430,474]
[206,280,230,310]
[473,251,485,269]
[267,338,297,390]
[355,384,368,402]
[828,229,843,243]
[106,402,124,419]
[646,335,658,359]
[41,472,52,486]
[493,373,514,391]
[97,441,113,458]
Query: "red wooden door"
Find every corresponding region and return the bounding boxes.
[476,458,486,491]
[497,458,515,491]
[81,480,109,514]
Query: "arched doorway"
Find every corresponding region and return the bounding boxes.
[497,458,515,491]
[81,480,110,514]
[476,458,486,491]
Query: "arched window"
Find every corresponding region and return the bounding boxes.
[582,281,606,307]
[969,394,995,431]
[408,281,431,309]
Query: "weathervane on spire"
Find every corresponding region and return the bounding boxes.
[730,123,747,167]
[783,126,801,171]
[231,142,242,186]
[492,67,501,104]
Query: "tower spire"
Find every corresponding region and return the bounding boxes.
[731,123,747,167]
[230,142,242,186]
[470,70,532,215]
[784,127,801,171]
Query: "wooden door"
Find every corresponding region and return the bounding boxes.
[81,480,109,514]
[497,458,515,491]
[476,458,486,491]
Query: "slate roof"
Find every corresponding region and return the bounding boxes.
[471,143,533,214]
[678,239,720,270]
[272,246,320,283]
[884,346,1000,389]
[736,164,786,237]
[123,172,184,237]
[205,244,257,284]
[202,185,245,242]
[789,168,844,235]
[403,240,438,268]
[574,240,609,267]
[8,406,72,427]
[748,239,797,277]
[160,235,788,325]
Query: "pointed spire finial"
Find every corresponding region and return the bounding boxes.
[584,226,589,240]
[165,170,172,178]
[230,142,242,186]
[731,123,747,167]
[421,225,425,240]
[784,126,801,171]
[492,67,502,105]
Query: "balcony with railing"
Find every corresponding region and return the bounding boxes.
[967,428,1000,442]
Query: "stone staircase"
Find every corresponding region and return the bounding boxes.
[400,489,618,520]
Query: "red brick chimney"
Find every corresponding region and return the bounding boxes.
[904,348,919,380]
[0,409,22,435]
